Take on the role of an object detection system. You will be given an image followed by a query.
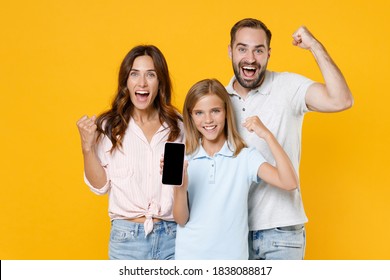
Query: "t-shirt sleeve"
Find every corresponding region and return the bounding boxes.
[282,72,315,115]
[247,147,267,183]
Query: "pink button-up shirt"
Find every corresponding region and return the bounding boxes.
[85,118,184,236]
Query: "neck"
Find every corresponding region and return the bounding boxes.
[202,137,225,157]
[132,108,158,123]
[233,73,266,99]
[233,80,250,99]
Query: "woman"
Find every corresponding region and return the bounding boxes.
[76,45,183,260]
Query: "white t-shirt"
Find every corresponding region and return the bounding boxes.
[226,70,314,230]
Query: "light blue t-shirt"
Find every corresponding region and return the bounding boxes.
[175,141,266,259]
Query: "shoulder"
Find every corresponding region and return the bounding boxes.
[271,71,308,82]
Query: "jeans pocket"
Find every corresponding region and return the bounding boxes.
[272,225,305,249]
[165,223,177,237]
[275,224,304,232]
[110,227,136,243]
[272,241,303,249]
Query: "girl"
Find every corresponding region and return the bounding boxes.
[76,45,184,260]
[172,78,298,259]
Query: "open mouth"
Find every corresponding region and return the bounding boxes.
[242,66,257,78]
[135,90,150,101]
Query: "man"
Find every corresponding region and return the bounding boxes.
[226,18,353,260]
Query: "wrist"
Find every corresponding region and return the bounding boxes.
[309,40,325,54]
[82,146,96,155]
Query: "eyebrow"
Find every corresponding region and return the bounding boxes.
[130,69,157,72]
[193,106,223,112]
[235,43,266,49]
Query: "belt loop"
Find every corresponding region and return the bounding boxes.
[134,223,139,237]
[163,220,169,234]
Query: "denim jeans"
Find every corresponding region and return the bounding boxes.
[248,224,306,260]
[109,219,177,260]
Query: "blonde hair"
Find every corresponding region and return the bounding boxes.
[183,79,246,156]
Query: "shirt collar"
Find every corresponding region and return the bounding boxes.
[226,70,272,97]
[192,141,234,160]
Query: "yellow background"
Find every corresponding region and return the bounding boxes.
[1,0,389,260]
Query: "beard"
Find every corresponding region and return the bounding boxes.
[232,60,268,90]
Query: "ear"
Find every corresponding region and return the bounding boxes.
[228,44,232,59]
[268,47,271,59]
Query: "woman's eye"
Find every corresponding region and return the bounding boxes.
[129,72,139,77]
[147,72,156,78]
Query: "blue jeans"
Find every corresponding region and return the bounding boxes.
[248,224,306,260]
[109,219,177,260]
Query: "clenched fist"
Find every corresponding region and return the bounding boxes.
[76,115,98,153]
[292,26,319,50]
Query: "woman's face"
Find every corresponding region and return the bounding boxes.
[127,55,159,111]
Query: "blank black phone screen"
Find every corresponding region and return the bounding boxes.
[162,142,185,185]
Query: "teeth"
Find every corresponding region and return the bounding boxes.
[136,91,149,95]
[243,66,256,70]
[204,126,216,130]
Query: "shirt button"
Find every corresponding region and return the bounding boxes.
[242,108,246,111]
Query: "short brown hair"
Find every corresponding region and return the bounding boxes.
[230,18,272,48]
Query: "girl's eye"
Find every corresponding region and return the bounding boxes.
[194,111,203,116]
[212,109,220,113]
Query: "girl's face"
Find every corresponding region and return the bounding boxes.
[127,55,159,111]
[191,93,226,146]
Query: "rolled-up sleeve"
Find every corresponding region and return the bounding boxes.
[84,164,110,195]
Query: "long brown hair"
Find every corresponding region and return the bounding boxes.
[183,79,246,156]
[96,45,182,152]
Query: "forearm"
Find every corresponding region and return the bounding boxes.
[173,187,189,226]
[264,133,298,190]
[83,149,107,189]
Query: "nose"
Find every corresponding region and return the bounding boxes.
[139,74,148,87]
[204,112,213,123]
[245,51,256,64]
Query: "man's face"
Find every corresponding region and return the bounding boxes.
[229,27,271,90]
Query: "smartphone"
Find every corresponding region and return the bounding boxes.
[162,142,186,185]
